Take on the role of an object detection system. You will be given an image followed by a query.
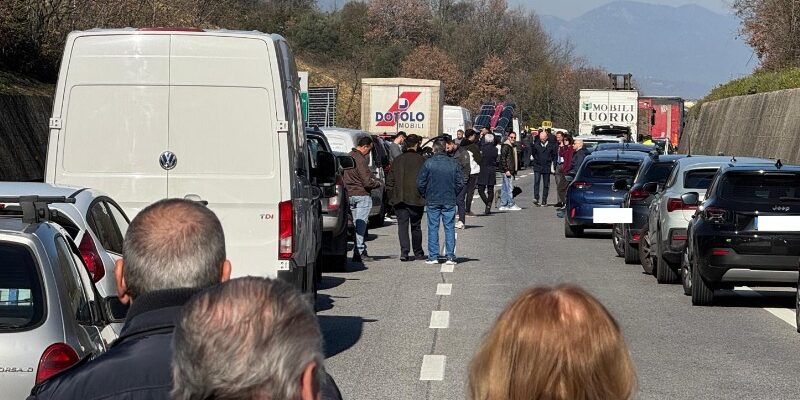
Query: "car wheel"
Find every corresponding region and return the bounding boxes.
[368,213,385,228]
[624,241,639,264]
[656,231,679,284]
[691,258,714,306]
[612,224,625,257]
[796,284,800,333]
[564,218,583,238]
[681,248,692,296]
[639,224,654,274]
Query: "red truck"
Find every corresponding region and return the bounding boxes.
[637,97,684,147]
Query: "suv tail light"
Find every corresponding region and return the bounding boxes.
[667,198,698,212]
[704,206,728,224]
[328,176,343,211]
[632,232,641,242]
[279,200,294,259]
[79,233,104,283]
[629,188,649,201]
[36,343,79,384]
[573,181,592,189]
[712,249,730,256]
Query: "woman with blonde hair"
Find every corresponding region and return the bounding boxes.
[469,285,636,400]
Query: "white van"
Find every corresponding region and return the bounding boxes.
[45,29,332,294]
[443,105,472,136]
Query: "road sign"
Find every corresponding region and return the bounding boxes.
[299,71,309,122]
[542,120,553,128]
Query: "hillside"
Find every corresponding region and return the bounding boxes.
[542,1,754,99]
[0,70,54,96]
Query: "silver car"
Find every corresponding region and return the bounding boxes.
[0,196,121,399]
[643,156,771,283]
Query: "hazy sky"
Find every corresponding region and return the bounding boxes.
[517,0,732,19]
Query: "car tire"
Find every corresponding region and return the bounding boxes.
[368,206,385,228]
[624,241,639,264]
[323,231,349,273]
[796,284,800,333]
[656,231,679,284]
[564,218,583,238]
[612,224,625,257]
[691,258,714,306]
[640,223,654,275]
[681,248,692,296]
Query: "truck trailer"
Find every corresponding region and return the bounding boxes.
[361,78,444,138]
[578,89,639,140]
[638,96,684,147]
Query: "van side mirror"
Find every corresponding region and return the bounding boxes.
[337,155,355,170]
[643,182,659,194]
[613,179,630,191]
[103,296,128,324]
[313,151,337,187]
[681,192,700,206]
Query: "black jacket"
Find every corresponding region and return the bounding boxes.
[463,140,483,168]
[477,142,498,186]
[386,149,426,207]
[570,148,591,175]
[531,140,557,173]
[29,289,198,400]
[499,142,518,176]
[452,147,471,180]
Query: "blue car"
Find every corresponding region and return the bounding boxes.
[564,150,648,237]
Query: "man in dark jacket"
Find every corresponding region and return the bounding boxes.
[449,137,472,228]
[417,140,464,265]
[344,136,382,262]
[28,199,233,400]
[386,135,426,261]
[498,132,521,210]
[531,129,558,206]
[570,139,590,175]
[461,130,482,218]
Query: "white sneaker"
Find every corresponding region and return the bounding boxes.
[445,258,457,266]
[455,221,465,229]
[507,205,522,211]
[498,206,509,211]
[425,259,439,265]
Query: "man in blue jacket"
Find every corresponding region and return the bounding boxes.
[417,139,464,265]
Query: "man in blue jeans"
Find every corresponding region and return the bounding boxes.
[417,139,464,265]
[498,132,521,211]
[343,136,382,263]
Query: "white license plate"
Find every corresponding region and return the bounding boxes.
[593,208,632,224]
[755,216,800,232]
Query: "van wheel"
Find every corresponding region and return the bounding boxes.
[564,218,583,238]
[612,224,625,257]
[691,259,714,306]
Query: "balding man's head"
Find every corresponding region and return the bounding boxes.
[115,199,230,302]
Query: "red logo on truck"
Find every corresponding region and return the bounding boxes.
[375,91,425,127]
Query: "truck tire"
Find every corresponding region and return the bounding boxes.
[612,224,625,257]
[691,259,714,306]
[656,231,679,284]
[564,218,583,238]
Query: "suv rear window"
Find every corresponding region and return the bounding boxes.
[0,242,45,331]
[720,172,800,202]
[581,161,641,180]
[684,169,718,189]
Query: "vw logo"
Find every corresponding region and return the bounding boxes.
[772,205,790,212]
[159,151,177,170]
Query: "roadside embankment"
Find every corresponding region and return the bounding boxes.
[680,88,800,163]
[0,95,53,181]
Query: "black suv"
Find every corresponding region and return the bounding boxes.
[613,154,685,263]
[683,162,800,305]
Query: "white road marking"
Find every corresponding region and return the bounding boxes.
[419,355,446,381]
[429,311,450,329]
[440,263,454,273]
[436,283,452,295]
[738,286,797,329]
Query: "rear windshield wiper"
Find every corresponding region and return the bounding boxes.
[779,197,800,203]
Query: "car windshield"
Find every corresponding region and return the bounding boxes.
[684,169,718,189]
[720,172,800,202]
[643,162,675,184]
[583,140,617,152]
[0,242,45,331]
[581,161,641,181]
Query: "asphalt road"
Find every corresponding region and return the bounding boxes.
[316,172,800,400]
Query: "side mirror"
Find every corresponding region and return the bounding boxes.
[103,296,128,324]
[681,192,700,206]
[337,155,355,170]
[613,179,629,191]
[313,151,337,187]
[565,175,574,182]
[643,181,659,194]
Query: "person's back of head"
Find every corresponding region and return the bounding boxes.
[469,285,636,400]
[405,134,420,150]
[172,277,323,400]
[432,139,446,154]
[117,198,230,303]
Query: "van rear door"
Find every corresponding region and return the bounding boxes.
[166,35,280,278]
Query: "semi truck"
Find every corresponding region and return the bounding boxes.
[637,96,684,147]
[578,89,639,139]
[361,78,444,138]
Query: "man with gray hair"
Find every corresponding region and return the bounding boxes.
[29,198,232,400]
[172,277,340,400]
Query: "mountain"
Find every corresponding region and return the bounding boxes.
[541,1,755,99]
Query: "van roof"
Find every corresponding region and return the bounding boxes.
[70,28,287,42]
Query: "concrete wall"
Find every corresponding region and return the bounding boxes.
[680,88,800,163]
[0,95,53,181]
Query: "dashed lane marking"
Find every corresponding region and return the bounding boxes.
[419,355,446,381]
[429,311,450,329]
[436,283,452,295]
[440,263,454,273]
[737,286,797,329]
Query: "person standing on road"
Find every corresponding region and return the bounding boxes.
[386,135,426,262]
[461,129,482,218]
[28,198,233,400]
[555,134,574,209]
[476,133,498,215]
[344,136,382,263]
[417,140,464,265]
[387,131,406,159]
[531,129,557,207]
[521,130,533,169]
[454,129,465,146]
[468,285,636,400]
[569,139,590,175]
[450,137,472,229]
[498,132,521,211]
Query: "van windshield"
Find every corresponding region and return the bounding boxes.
[0,242,45,332]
